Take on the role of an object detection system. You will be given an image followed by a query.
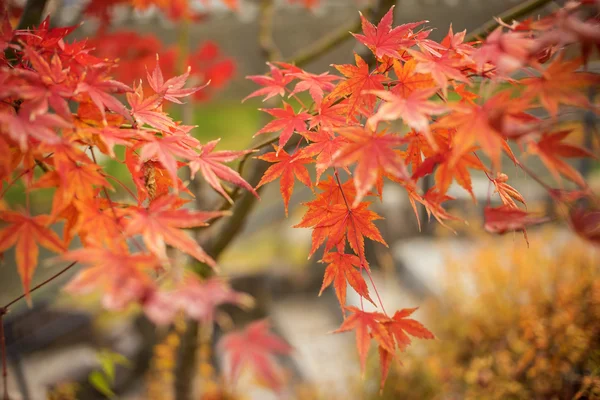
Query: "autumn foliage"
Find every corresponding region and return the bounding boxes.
[371,231,600,399]
[0,0,599,395]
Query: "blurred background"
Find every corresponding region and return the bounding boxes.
[1,0,599,399]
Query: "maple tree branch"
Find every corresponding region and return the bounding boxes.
[17,0,48,30]
[287,6,368,67]
[258,0,282,62]
[465,0,555,42]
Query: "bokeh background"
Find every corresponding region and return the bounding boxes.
[1,0,599,399]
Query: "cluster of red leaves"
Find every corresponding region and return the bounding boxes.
[88,32,235,103]
[245,3,599,390]
[0,14,256,330]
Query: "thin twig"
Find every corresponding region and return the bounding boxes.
[465,0,555,42]
[3,261,78,311]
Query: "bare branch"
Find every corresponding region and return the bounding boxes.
[466,0,555,42]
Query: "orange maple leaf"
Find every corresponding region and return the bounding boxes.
[521,54,600,116]
[319,251,374,307]
[528,129,595,188]
[332,126,409,205]
[334,306,395,373]
[0,211,66,297]
[256,146,313,216]
[391,59,435,99]
[124,195,227,268]
[330,53,388,120]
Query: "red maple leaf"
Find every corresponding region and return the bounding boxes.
[255,102,310,154]
[256,145,313,216]
[298,129,346,181]
[352,6,426,59]
[330,53,388,120]
[243,62,293,102]
[63,246,158,310]
[76,65,132,121]
[483,205,549,244]
[143,275,252,325]
[219,320,292,391]
[123,195,227,268]
[0,101,71,150]
[288,71,339,106]
[189,139,258,204]
[367,88,447,146]
[127,82,175,131]
[146,55,208,103]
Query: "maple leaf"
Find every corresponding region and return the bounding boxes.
[243,62,293,102]
[255,102,310,154]
[330,53,388,120]
[378,308,434,390]
[483,205,549,244]
[0,101,71,150]
[138,132,199,184]
[352,6,426,59]
[288,71,339,106]
[256,145,313,216]
[520,54,600,117]
[434,91,527,169]
[19,46,74,120]
[319,251,373,307]
[189,139,258,203]
[427,150,485,200]
[298,129,346,181]
[528,130,595,188]
[146,55,208,103]
[126,148,191,205]
[144,275,253,325]
[441,24,474,57]
[332,126,409,205]
[314,201,387,260]
[391,59,435,99]
[367,88,447,146]
[491,172,525,208]
[408,49,470,97]
[124,195,227,268]
[127,82,175,131]
[472,27,534,74]
[219,320,292,391]
[0,211,66,298]
[334,306,395,373]
[569,205,600,246]
[32,162,111,217]
[308,98,348,132]
[76,65,132,121]
[63,246,158,310]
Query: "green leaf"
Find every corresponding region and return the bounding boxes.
[88,370,115,399]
